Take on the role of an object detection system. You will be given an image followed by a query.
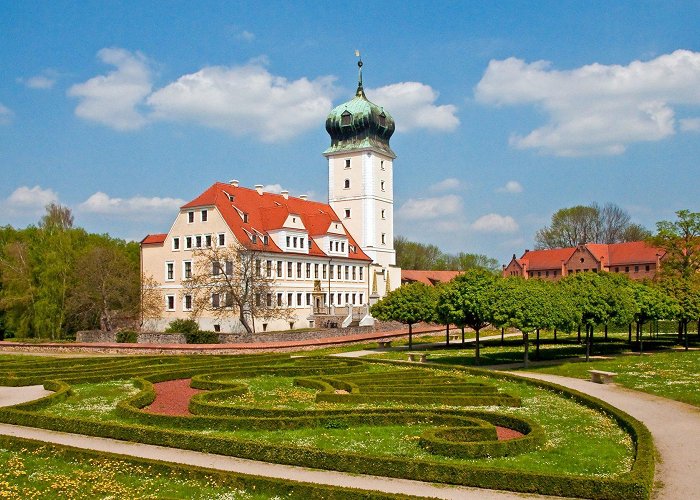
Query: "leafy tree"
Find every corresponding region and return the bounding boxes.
[629,280,679,341]
[536,202,650,249]
[650,209,700,280]
[394,236,499,272]
[165,318,200,334]
[436,269,498,364]
[658,276,700,347]
[184,243,290,334]
[370,282,436,350]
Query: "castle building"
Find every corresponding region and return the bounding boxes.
[502,241,666,281]
[141,60,401,333]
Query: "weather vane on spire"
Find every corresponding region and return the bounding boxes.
[355,49,365,98]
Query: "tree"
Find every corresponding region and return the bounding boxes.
[436,269,498,364]
[658,277,700,348]
[394,236,499,272]
[184,243,290,334]
[370,282,436,350]
[535,202,650,249]
[629,280,679,342]
[650,209,700,280]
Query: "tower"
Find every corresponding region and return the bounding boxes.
[323,57,397,270]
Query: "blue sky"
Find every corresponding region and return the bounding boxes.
[1,1,699,263]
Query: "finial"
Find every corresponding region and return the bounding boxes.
[355,49,365,98]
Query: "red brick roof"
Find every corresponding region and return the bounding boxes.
[176,182,370,261]
[516,242,664,270]
[141,233,167,245]
[401,270,462,285]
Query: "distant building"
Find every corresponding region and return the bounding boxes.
[502,241,666,281]
[401,270,462,286]
[141,59,401,333]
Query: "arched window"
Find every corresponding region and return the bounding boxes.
[344,179,350,189]
[341,111,351,126]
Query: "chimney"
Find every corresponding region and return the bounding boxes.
[254,184,263,195]
[229,179,239,187]
[281,190,289,200]
[299,195,308,201]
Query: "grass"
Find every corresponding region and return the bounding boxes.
[527,350,700,407]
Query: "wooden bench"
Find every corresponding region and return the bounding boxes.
[377,340,392,348]
[449,334,460,342]
[407,353,429,363]
[588,370,617,384]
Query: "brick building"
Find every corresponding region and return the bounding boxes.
[502,241,665,281]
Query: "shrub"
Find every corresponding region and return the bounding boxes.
[165,319,199,334]
[116,330,138,343]
[184,331,219,344]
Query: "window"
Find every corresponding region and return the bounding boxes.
[183,261,192,279]
[341,242,345,252]
[296,293,302,306]
[287,261,292,277]
[345,293,350,304]
[187,211,194,223]
[381,233,386,245]
[352,266,356,280]
[345,266,350,280]
[218,233,225,246]
[308,239,312,249]
[645,265,650,272]
[359,268,363,281]
[214,324,221,332]
[201,210,208,222]
[263,235,269,245]
[306,263,311,278]
[266,293,272,307]
[379,113,386,127]
[296,262,302,278]
[165,262,174,281]
[212,293,220,308]
[286,236,291,247]
[287,293,293,306]
[205,235,212,247]
[342,113,352,127]
[329,293,334,305]
[195,235,202,248]
[225,261,233,275]
[330,265,334,279]
[256,293,261,307]
[277,261,283,278]
[293,236,297,248]
[277,293,283,306]
[352,293,356,305]
[322,264,327,279]
[634,265,639,272]
[251,234,257,244]
[166,295,175,311]
[183,294,192,311]
[380,181,385,191]
[185,236,192,249]
[381,209,385,219]
[537,271,541,277]
[380,160,385,170]
[314,263,319,279]
[615,267,620,272]
[243,213,249,223]
[337,265,341,279]
[344,158,351,168]
[212,262,220,276]
[172,237,180,251]
[344,179,350,189]
[337,292,342,304]
[306,293,311,306]
[255,259,261,276]
[359,293,364,304]
[344,209,351,219]
[625,266,630,273]
[266,260,272,277]
[553,270,558,276]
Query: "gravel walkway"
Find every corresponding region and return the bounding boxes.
[0,385,52,407]
[510,371,700,500]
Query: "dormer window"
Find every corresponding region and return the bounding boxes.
[251,234,258,244]
[379,112,386,127]
[263,235,269,245]
[344,179,350,189]
[243,213,248,223]
[341,111,351,126]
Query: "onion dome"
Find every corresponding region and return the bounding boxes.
[324,59,396,158]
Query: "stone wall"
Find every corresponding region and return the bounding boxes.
[76,330,117,343]
[137,333,187,344]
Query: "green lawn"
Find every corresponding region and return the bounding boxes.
[527,350,700,407]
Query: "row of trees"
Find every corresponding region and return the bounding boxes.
[372,210,700,365]
[0,205,142,339]
[394,236,499,272]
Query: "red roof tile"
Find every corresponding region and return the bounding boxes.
[519,248,576,270]
[517,242,664,270]
[401,270,462,285]
[178,182,370,261]
[607,241,665,265]
[141,233,167,245]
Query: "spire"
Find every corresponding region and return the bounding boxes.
[355,49,365,98]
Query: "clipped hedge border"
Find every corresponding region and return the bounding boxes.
[0,433,412,500]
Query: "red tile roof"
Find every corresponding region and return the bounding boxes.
[141,233,167,245]
[177,182,370,261]
[401,270,462,285]
[515,242,664,270]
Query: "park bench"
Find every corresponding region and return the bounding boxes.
[407,353,429,363]
[377,339,392,348]
[588,370,617,384]
[449,334,460,342]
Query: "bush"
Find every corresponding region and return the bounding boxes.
[116,330,138,343]
[184,331,219,344]
[165,319,199,334]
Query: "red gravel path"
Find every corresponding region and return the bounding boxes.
[146,378,527,442]
[145,379,203,416]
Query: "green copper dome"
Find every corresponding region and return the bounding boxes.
[324,62,396,158]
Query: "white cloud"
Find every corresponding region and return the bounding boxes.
[680,118,700,132]
[429,178,462,193]
[22,75,56,89]
[78,192,184,217]
[368,82,459,132]
[475,49,700,156]
[471,213,518,233]
[397,194,462,220]
[4,186,59,211]
[68,48,152,131]
[496,180,523,193]
[236,30,255,42]
[0,103,13,125]
[148,63,335,142]
[261,183,283,194]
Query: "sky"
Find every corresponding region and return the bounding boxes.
[1,1,699,264]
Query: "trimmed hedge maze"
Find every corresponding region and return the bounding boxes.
[0,354,653,499]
